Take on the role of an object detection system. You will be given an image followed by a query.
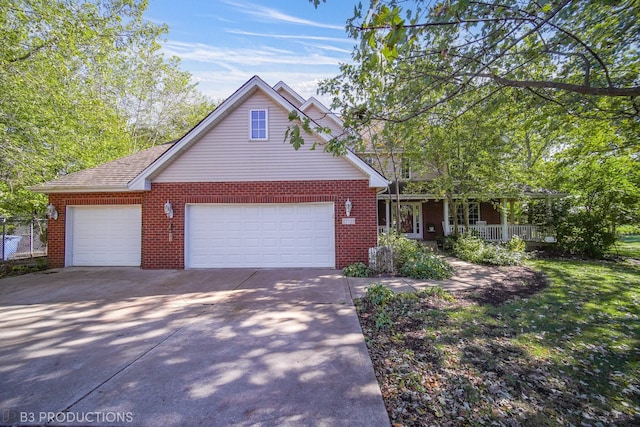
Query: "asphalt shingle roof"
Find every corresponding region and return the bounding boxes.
[31,143,174,192]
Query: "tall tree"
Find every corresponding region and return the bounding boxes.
[0,0,213,216]
[349,0,639,125]
[302,0,638,247]
[546,117,640,232]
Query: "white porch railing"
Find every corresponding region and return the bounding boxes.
[454,224,540,241]
[378,224,553,242]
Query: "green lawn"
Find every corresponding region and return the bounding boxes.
[609,235,640,259]
[357,258,640,425]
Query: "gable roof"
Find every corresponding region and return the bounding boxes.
[30,143,174,193]
[31,76,388,193]
[129,76,387,190]
[273,81,306,107]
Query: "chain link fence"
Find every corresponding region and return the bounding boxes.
[1,217,47,261]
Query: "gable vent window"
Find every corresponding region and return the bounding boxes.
[250,109,268,140]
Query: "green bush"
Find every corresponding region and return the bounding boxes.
[554,211,616,258]
[507,235,525,252]
[343,262,372,277]
[364,283,396,330]
[379,231,422,271]
[400,252,454,279]
[451,234,486,264]
[365,283,395,307]
[452,234,526,266]
[617,224,640,236]
[379,232,455,277]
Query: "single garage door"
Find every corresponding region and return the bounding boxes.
[186,203,335,268]
[66,205,142,267]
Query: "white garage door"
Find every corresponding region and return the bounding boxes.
[67,205,142,267]
[186,203,335,268]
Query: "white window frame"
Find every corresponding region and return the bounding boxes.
[449,202,481,225]
[249,109,268,140]
[401,161,411,180]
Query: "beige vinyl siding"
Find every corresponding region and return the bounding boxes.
[360,154,441,181]
[303,104,343,137]
[276,88,303,108]
[153,90,366,183]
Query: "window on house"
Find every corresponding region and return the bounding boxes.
[401,161,411,180]
[449,202,480,225]
[250,109,268,140]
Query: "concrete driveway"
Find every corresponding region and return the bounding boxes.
[0,268,390,427]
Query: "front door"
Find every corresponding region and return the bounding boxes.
[392,202,422,239]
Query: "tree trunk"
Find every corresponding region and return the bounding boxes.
[463,200,470,232]
[451,199,460,237]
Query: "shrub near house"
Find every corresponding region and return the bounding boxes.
[343,233,453,279]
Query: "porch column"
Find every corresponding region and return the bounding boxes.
[443,197,449,236]
[509,199,515,224]
[385,199,390,233]
[501,198,508,241]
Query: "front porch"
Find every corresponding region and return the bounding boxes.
[377,223,554,242]
[377,197,557,243]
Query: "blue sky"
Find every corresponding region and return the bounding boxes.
[144,0,360,104]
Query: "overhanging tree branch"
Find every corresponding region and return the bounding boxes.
[476,74,640,96]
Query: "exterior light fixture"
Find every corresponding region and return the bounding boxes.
[345,198,352,217]
[164,201,174,219]
[46,204,58,220]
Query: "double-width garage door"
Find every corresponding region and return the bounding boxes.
[66,205,141,267]
[186,203,335,268]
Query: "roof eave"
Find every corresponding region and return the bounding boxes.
[29,185,137,194]
[344,151,389,188]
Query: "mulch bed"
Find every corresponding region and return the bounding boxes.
[453,266,548,305]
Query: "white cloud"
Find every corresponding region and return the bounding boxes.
[227,29,352,45]
[298,42,352,54]
[221,0,345,30]
[191,70,337,107]
[163,40,344,67]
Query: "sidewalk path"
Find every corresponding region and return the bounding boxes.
[345,257,511,299]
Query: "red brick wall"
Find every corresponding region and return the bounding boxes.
[422,200,444,239]
[46,192,144,268]
[144,180,377,269]
[48,180,377,270]
[481,201,502,224]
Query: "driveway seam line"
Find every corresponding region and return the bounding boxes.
[54,313,204,421]
[402,278,419,292]
[233,270,258,290]
[344,276,355,302]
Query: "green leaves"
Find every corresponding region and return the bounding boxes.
[284,109,347,155]
[0,0,213,216]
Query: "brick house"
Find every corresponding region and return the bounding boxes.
[32,76,388,269]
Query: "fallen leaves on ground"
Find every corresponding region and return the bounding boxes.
[356,262,640,426]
